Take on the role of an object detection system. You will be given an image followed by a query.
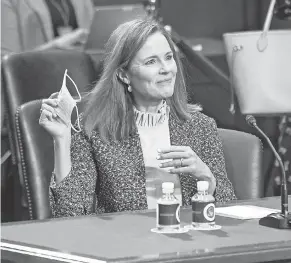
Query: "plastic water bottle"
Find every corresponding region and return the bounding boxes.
[156,182,181,230]
[191,181,215,228]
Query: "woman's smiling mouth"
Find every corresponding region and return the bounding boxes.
[156,78,172,84]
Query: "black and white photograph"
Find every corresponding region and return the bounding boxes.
[1,0,291,262]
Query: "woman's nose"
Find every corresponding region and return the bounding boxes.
[159,61,171,74]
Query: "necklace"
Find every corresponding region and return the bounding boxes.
[50,0,70,27]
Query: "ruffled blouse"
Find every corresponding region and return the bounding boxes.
[134,101,182,209]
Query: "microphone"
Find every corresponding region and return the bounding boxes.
[246,115,291,229]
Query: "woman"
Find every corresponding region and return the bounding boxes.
[1,0,94,57]
[40,19,236,218]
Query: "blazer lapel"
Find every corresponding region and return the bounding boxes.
[119,130,148,208]
[168,113,198,206]
[169,112,188,146]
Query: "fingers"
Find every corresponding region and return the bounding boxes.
[157,146,196,160]
[157,151,191,160]
[159,158,193,169]
[39,95,59,123]
[158,146,188,153]
[157,145,199,176]
[41,104,57,118]
[40,109,54,122]
[42,98,58,107]
[168,167,193,175]
[49,92,59,99]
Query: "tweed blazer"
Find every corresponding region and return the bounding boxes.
[50,111,236,218]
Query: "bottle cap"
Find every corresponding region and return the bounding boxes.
[162,182,174,193]
[197,181,209,191]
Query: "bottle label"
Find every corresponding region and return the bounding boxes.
[192,201,215,223]
[157,203,180,226]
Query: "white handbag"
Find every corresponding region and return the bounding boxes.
[223,0,291,115]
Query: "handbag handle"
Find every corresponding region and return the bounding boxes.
[257,0,277,52]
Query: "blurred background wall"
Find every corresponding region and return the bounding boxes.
[93,0,291,37]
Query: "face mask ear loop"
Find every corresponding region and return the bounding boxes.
[71,105,82,133]
[58,69,68,100]
[65,72,82,102]
[62,69,68,88]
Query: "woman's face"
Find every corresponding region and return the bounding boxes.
[126,31,177,107]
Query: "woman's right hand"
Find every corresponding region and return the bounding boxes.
[39,93,71,140]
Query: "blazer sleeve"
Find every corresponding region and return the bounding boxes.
[1,0,23,57]
[201,118,237,203]
[49,129,98,218]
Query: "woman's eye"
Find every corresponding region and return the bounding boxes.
[145,59,156,65]
[166,54,173,60]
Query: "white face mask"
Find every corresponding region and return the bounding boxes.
[54,69,82,133]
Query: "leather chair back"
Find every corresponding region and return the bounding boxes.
[2,50,102,163]
[1,50,103,220]
[218,128,264,199]
[16,100,53,219]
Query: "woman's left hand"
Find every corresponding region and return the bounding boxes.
[157,146,216,193]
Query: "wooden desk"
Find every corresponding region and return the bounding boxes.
[1,196,291,263]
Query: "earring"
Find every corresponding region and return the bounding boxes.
[127,84,132,92]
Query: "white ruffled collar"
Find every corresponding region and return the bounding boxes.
[133,100,170,127]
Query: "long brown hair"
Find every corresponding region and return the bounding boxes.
[83,18,201,141]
